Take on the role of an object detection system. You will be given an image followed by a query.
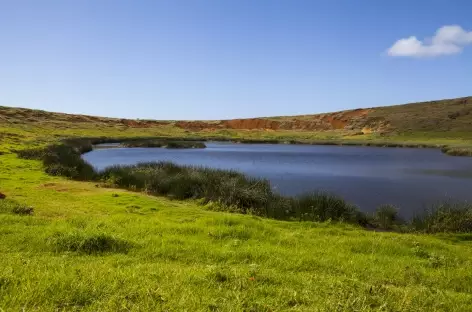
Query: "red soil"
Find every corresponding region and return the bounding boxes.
[172,108,376,132]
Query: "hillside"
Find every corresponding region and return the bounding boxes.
[1,96,472,136]
[1,96,472,155]
[2,97,472,310]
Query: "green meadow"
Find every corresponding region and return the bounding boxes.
[0,120,472,311]
[2,153,472,311]
[2,100,472,311]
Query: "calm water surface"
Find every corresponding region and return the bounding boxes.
[83,142,472,217]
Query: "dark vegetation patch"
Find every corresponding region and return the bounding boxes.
[441,146,472,157]
[16,142,95,180]
[15,137,472,233]
[166,141,206,149]
[48,231,133,254]
[235,139,280,144]
[370,205,404,230]
[0,199,34,215]
[290,192,367,224]
[411,202,472,233]
[448,107,472,120]
[122,140,206,149]
[121,140,164,148]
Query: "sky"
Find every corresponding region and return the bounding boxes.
[1,0,471,120]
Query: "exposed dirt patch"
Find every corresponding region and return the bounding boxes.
[172,108,383,132]
[40,182,79,193]
[322,116,346,130]
[222,118,281,130]
[340,108,371,119]
[42,183,58,188]
[175,121,216,131]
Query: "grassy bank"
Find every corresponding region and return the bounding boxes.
[14,138,472,233]
[2,98,472,309]
[441,146,472,157]
[2,151,472,310]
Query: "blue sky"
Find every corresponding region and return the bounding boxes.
[1,0,471,120]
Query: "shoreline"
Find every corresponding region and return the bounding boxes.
[81,136,471,157]
[15,137,472,233]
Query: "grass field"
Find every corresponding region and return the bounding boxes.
[2,153,472,311]
[1,97,472,310]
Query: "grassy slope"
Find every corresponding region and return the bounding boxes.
[2,154,472,311]
[1,97,472,310]
[1,96,472,154]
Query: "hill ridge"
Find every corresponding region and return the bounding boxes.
[1,96,471,135]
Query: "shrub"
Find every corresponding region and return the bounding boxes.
[121,140,206,149]
[121,140,164,148]
[100,162,272,215]
[48,231,133,254]
[291,192,364,223]
[236,139,280,144]
[15,147,47,160]
[410,202,472,233]
[101,165,147,189]
[372,205,403,230]
[165,141,206,149]
[442,146,472,157]
[0,199,34,215]
[18,143,96,181]
[266,194,294,219]
[12,205,34,216]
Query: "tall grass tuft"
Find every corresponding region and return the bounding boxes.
[165,141,206,149]
[101,162,273,216]
[410,201,472,233]
[48,231,133,254]
[0,199,34,216]
[17,143,96,181]
[15,137,472,232]
[441,146,472,156]
[372,205,404,230]
[291,192,365,223]
[121,140,206,148]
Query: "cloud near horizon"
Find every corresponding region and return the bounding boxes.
[387,25,472,57]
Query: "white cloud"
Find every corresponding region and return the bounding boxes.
[387,25,472,57]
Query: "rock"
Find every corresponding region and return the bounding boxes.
[0,192,6,199]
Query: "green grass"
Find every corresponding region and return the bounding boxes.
[17,139,472,233]
[16,139,369,225]
[2,154,472,310]
[1,138,472,310]
[2,99,472,310]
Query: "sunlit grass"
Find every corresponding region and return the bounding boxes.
[2,101,472,310]
[1,147,472,310]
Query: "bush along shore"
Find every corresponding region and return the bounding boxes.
[441,145,472,156]
[121,140,206,149]
[16,137,472,233]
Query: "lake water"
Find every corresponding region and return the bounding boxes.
[83,142,472,218]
